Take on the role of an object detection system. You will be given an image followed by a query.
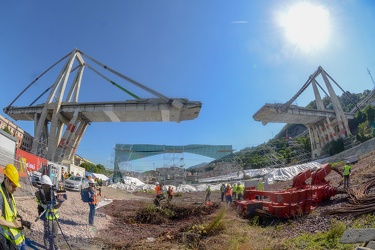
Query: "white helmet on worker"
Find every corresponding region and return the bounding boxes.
[41,175,53,186]
[155,182,159,185]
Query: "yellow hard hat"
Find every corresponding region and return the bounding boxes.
[4,164,21,188]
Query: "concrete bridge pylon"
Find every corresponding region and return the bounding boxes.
[253,66,356,159]
[4,49,202,164]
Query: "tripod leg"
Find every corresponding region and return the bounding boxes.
[43,220,49,248]
[44,219,59,250]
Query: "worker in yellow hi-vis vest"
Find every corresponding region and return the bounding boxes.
[0,164,26,249]
[257,179,264,200]
[343,161,351,189]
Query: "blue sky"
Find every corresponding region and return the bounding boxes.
[1,1,375,171]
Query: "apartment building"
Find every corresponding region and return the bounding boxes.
[74,154,96,167]
[0,114,33,152]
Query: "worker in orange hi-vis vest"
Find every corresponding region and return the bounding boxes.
[167,186,174,204]
[88,179,98,226]
[225,184,232,205]
[154,182,165,207]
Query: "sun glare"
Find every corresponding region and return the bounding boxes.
[278,2,331,52]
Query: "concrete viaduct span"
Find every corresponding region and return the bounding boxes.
[4,49,202,164]
[253,66,356,159]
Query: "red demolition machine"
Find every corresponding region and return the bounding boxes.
[234,163,336,218]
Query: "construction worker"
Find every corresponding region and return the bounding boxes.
[205,185,211,203]
[257,179,264,200]
[167,186,174,205]
[343,161,351,188]
[220,183,226,202]
[154,182,165,207]
[35,175,65,249]
[232,183,237,200]
[237,182,244,200]
[225,184,233,204]
[0,164,26,250]
[88,178,98,225]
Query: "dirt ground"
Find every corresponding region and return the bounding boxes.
[95,191,220,249]
[18,150,375,249]
[19,184,222,250]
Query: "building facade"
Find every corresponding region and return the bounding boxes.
[73,154,96,167]
[0,114,33,152]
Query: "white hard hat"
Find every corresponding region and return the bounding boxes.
[88,179,95,184]
[155,182,159,185]
[41,175,52,186]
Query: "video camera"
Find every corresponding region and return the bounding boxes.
[56,189,68,201]
[17,215,31,230]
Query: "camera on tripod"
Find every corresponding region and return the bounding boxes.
[56,189,67,201]
[38,186,67,204]
[17,215,31,230]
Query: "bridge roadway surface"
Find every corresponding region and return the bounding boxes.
[4,98,202,123]
[253,103,355,125]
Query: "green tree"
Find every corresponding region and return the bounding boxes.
[322,139,345,156]
[356,122,372,142]
[279,147,292,164]
[364,105,375,127]
[80,162,96,172]
[296,136,311,152]
[79,162,112,176]
[2,126,11,135]
[95,164,106,173]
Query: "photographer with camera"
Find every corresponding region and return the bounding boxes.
[0,164,27,250]
[35,175,65,250]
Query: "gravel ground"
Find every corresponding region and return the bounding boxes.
[16,186,148,249]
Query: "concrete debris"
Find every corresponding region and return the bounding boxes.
[367,241,375,249]
[340,229,375,244]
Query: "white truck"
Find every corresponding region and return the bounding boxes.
[32,162,64,188]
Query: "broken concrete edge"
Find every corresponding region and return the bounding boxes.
[367,241,375,249]
[340,229,375,244]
